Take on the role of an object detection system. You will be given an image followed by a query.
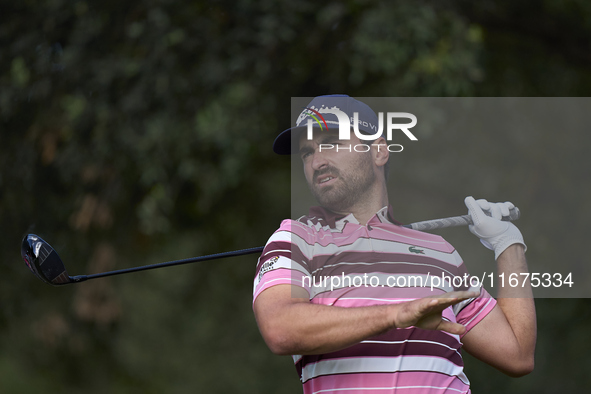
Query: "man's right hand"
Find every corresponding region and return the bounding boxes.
[394,290,479,335]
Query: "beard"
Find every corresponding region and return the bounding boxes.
[308,153,377,213]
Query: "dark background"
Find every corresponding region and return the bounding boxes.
[1,1,590,392]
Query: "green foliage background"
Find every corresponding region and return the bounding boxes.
[1,1,590,392]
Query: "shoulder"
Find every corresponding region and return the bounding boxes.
[275,215,335,236]
[264,218,320,251]
[273,218,316,238]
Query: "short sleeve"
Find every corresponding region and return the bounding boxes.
[455,286,497,337]
[253,219,312,305]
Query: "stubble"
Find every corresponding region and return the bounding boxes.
[309,152,376,213]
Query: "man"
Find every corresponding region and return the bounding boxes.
[253,95,536,393]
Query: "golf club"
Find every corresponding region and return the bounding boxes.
[21,207,519,286]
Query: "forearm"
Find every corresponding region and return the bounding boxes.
[254,285,473,356]
[461,197,536,375]
[271,302,396,355]
[496,244,537,362]
[254,286,396,355]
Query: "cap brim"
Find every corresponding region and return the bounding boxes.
[272,126,307,155]
[273,125,382,155]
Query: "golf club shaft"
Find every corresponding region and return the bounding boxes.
[68,210,519,282]
[69,246,265,283]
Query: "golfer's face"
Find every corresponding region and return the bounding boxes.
[298,130,376,212]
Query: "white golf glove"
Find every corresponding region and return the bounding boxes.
[464,196,526,260]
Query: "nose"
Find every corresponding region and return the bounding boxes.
[310,149,329,171]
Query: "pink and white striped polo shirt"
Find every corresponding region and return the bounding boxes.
[253,206,496,394]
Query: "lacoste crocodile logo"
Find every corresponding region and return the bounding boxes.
[408,246,425,254]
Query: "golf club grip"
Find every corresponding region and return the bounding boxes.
[404,207,520,231]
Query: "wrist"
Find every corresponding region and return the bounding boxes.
[494,238,527,260]
[387,303,402,329]
[496,243,526,262]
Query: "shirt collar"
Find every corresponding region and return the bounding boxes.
[307,205,402,229]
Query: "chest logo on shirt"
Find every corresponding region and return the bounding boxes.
[408,246,425,254]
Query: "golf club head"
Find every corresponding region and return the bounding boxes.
[21,234,74,285]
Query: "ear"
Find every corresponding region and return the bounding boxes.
[372,137,390,168]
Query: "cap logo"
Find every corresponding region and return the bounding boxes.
[302,107,329,131]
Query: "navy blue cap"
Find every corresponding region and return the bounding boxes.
[273,95,381,155]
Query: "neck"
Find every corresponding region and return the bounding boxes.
[330,183,389,225]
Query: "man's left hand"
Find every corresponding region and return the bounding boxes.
[464,196,526,260]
